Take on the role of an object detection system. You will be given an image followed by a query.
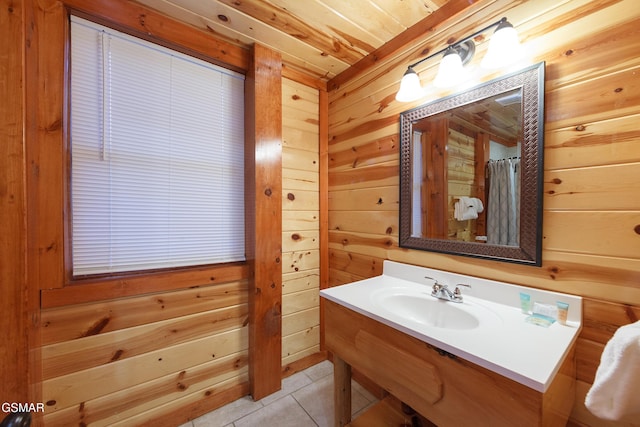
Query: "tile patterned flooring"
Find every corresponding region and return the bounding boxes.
[181,360,378,427]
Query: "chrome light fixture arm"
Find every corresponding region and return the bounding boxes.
[405,17,509,71]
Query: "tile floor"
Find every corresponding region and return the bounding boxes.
[181,360,378,427]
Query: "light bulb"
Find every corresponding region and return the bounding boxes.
[433,49,466,88]
[395,67,424,102]
[481,20,523,69]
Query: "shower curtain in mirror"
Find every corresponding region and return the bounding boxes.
[487,158,520,246]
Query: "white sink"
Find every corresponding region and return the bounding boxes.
[320,260,583,392]
[377,294,479,329]
[371,286,500,330]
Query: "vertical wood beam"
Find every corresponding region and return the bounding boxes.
[30,0,65,290]
[475,133,490,237]
[333,356,352,427]
[0,0,28,405]
[318,88,329,350]
[424,118,448,239]
[245,43,283,400]
[24,0,44,413]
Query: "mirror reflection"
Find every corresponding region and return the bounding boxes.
[409,88,522,246]
[399,62,545,266]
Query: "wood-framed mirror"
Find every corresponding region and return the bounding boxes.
[399,62,545,265]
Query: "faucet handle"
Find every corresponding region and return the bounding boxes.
[426,276,446,297]
[425,276,442,290]
[454,283,471,296]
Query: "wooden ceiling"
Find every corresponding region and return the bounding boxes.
[134,0,454,81]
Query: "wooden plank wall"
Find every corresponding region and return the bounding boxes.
[326,1,640,426]
[281,79,322,367]
[447,128,476,241]
[40,281,250,426]
[22,1,257,424]
[17,0,318,425]
[29,59,325,427]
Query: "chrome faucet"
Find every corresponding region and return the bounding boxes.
[426,277,471,303]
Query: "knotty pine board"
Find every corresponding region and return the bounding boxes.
[544,163,640,210]
[282,289,320,317]
[43,328,248,412]
[329,185,398,212]
[41,280,248,346]
[42,304,247,380]
[283,188,320,211]
[283,168,319,191]
[281,250,321,280]
[282,210,320,231]
[283,147,319,173]
[43,355,248,427]
[282,325,321,361]
[282,78,321,368]
[282,269,320,294]
[545,113,640,170]
[282,308,320,337]
[282,230,320,253]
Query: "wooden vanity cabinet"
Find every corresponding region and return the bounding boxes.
[324,299,576,427]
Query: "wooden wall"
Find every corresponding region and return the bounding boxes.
[326,1,640,426]
[4,0,637,425]
[5,0,323,425]
[0,0,32,408]
[40,281,250,426]
[281,79,322,367]
[24,0,254,423]
[35,75,322,427]
[447,127,478,241]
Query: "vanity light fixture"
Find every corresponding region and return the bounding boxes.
[395,17,523,102]
[433,43,472,88]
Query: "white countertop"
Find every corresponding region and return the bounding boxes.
[320,260,582,392]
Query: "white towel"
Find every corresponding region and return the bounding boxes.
[454,197,484,221]
[585,320,640,421]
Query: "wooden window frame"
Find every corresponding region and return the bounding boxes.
[32,0,284,402]
[35,1,252,307]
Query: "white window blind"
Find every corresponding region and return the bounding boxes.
[70,16,245,276]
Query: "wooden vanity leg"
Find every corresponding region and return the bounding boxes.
[333,356,352,427]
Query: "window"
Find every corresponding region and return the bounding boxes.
[70,16,245,277]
